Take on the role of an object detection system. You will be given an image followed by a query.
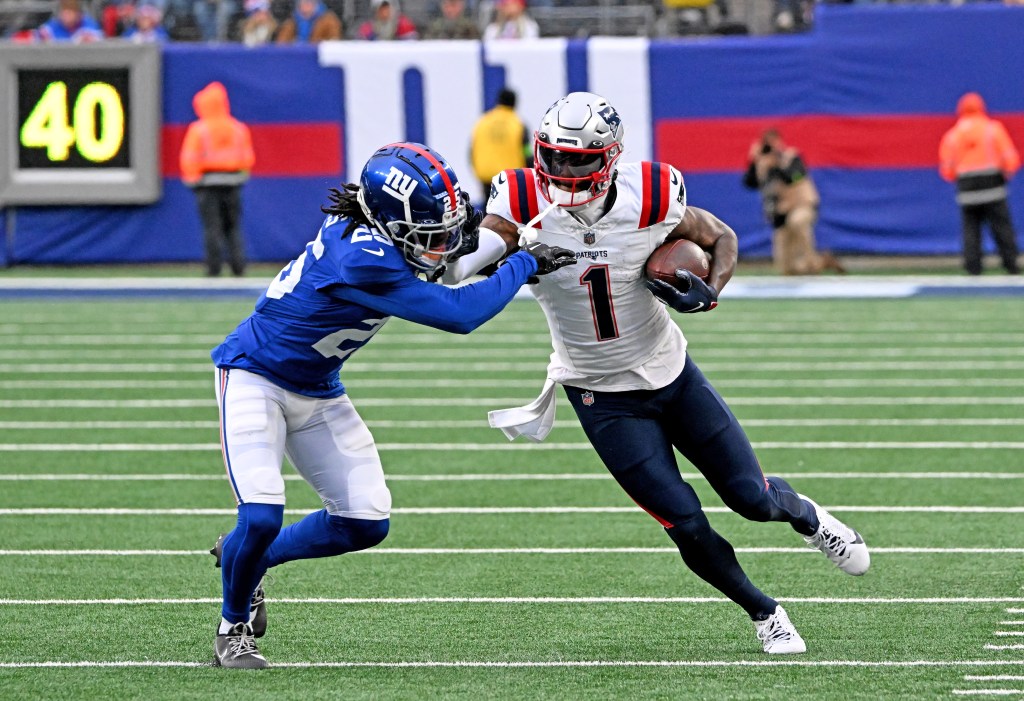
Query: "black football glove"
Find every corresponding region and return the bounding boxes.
[522,241,577,276]
[645,269,718,313]
[453,192,483,261]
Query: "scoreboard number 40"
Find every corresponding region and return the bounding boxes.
[19,80,125,164]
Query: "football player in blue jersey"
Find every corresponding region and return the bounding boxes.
[207,142,575,668]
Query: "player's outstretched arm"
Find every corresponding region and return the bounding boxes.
[329,243,574,335]
[667,207,738,294]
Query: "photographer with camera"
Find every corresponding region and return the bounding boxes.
[742,128,844,275]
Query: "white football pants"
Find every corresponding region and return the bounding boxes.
[214,368,392,520]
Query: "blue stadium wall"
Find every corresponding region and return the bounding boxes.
[3,4,1023,266]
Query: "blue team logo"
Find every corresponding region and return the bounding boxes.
[598,105,622,136]
[582,391,595,406]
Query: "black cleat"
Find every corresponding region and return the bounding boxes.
[211,533,268,638]
[214,622,268,669]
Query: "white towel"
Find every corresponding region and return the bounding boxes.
[488,378,557,443]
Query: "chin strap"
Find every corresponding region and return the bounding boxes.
[517,201,560,247]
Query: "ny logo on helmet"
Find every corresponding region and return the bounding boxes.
[383,166,417,202]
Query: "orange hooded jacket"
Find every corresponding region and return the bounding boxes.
[179,82,255,186]
[939,93,1020,183]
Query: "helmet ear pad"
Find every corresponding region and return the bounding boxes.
[357,142,467,274]
[533,92,624,208]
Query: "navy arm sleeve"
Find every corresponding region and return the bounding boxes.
[327,251,538,334]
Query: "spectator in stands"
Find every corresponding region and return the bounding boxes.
[742,128,844,275]
[357,0,417,40]
[123,2,169,41]
[423,0,479,39]
[238,0,276,45]
[100,0,135,37]
[483,0,538,40]
[180,82,256,278]
[193,0,239,41]
[276,0,343,43]
[38,0,104,42]
[469,88,532,201]
[939,92,1021,275]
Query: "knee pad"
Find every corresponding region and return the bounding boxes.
[723,478,775,522]
[326,514,390,552]
[238,502,284,544]
[665,510,714,547]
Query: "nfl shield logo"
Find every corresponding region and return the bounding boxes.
[583,231,596,245]
[582,391,595,406]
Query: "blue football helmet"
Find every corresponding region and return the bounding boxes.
[357,142,467,276]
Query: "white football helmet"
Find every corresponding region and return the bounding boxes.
[534,92,624,209]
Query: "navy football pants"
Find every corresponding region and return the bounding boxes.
[564,354,817,618]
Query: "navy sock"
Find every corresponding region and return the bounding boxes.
[262,510,389,569]
[221,503,283,623]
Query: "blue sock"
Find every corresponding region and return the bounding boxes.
[221,503,283,623]
[261,510,389,569]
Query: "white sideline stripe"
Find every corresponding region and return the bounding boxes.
[1,596,1022,606]
[0,547,1019,557]
[6,361,1024,374]
[4,441,1024,451]
[994,632,1024,637]
[2,471,1023,482]
[985,645,1024,651]
[1,506,1022,515]
[1,660,1023,670]
[4,418,1024,431]
[952,691,1024,696]
[5,396,1024,409]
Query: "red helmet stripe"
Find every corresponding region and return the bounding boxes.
[387,142,458,213]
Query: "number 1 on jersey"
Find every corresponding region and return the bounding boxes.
[580,265,619,341]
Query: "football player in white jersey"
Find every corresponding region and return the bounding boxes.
[443,92,870,654]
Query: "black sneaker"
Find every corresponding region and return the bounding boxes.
[214,622,268,669]
[210,533,268,638]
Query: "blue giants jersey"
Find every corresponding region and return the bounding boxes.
[212,214,410,398]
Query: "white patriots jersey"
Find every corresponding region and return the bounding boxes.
[488,163,689,392]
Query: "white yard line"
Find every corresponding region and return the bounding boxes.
[3,418,1024,430]
[993,632,1024,637]
[4,378,1024,390]
[951,691,1024,696]
[0,659,1022,670]
[1,471,1022,482]
[1,596,1022,606]
[964,676,1024,681]
[0,506,1022,516]
[5,361,1024,373]
[5,396,1024,409]
[0,547,1019,557]
[984,645,1024,651]
[4,441,1024,451]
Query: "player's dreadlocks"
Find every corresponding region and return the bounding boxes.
[321,183,373,237]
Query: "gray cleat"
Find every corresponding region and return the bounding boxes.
[214,622,268,669]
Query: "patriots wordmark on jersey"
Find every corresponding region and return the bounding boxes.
[489,162,688,393]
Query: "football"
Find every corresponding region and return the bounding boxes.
[645,239,711,286]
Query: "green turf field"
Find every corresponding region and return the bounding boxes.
[1,295,1022,700]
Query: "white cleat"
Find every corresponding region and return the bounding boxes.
[799,494,871,576]
[754,606,806,654]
